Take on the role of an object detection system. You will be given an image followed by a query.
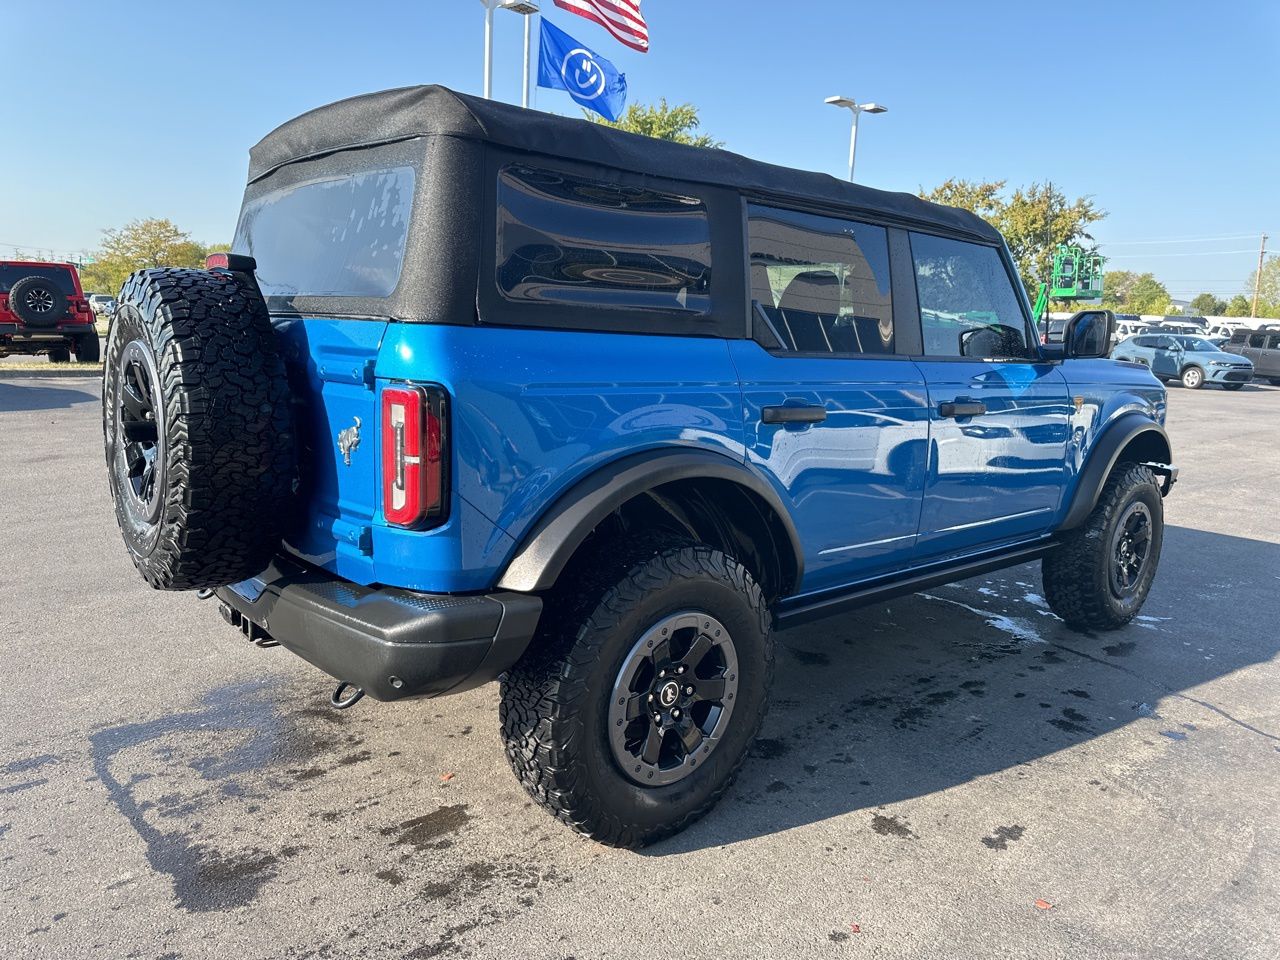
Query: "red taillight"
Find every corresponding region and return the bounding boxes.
[205,253,230,270]
[381,385,447,528]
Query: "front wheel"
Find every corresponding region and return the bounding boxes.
[1181,366,1205,389]
[1042,463,1164,631]
[500,541,773,848]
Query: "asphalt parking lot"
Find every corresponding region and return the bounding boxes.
[3,376,1278,960]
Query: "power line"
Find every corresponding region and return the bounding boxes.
[1101,233,1263,246]
[1105,249,1259,259]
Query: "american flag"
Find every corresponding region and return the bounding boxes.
[552,0,649,53]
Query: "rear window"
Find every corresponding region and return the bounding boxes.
[495,164,712,314]
[0,265,76,295]
[232,166,415,299]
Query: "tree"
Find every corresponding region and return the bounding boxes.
[919,179,1104,299]
[1245,254,1280,315]
[1100,270,1171,315]
[586,99,723,148]
[1188,293,1227,316]
[1225,295,1253,317]
[80,219,227,294]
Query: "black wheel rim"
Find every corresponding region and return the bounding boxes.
[1110,501,1152,597]
[114,340,165,522]
[608,610,739,787]
[26,287,54,313]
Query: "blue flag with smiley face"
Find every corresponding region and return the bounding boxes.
[537,19,627,122]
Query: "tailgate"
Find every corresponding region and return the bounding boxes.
[275,316,388,584]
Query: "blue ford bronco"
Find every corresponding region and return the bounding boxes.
[103,86,1176,847]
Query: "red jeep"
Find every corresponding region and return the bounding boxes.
[0,260,100,362]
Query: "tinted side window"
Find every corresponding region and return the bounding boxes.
[910,233,1030,359]
[747,205,893,355]
[496,164,711,314]
[1249,334,1266,348]
[233,166,414,298]
[1268,335,1280,350]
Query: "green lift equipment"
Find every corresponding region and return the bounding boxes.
[1031,243,1105,322]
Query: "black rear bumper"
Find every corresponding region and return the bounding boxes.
[214,555,542,701]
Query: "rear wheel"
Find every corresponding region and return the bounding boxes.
[47,347,71,363]
[1042,463,1164,631]
[1181,366,1204,389]
[500,540,772,848]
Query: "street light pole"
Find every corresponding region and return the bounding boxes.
[481,0,495,99]
[824,96,888,182]
[499,1,540,109]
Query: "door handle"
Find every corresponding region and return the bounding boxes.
[939,401,987,418]
[762,404,827,425]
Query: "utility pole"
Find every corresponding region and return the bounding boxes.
[1251,233,1268,317]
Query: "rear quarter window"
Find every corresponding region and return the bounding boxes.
[495,164,712,315]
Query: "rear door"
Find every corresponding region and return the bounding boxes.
[730,205,930,592]
[907,232,1071,559]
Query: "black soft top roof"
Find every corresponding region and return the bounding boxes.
[248,84,1001,244]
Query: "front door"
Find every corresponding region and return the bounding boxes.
[1149,336,1183,379]
[906,232,1071,559]
[732,205,929,593]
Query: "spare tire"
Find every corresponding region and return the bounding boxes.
[103,268,297,590]
[8,275,69,327]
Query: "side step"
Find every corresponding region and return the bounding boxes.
[775,541,1056,629]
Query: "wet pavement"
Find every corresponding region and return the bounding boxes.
[3,376,1278,959]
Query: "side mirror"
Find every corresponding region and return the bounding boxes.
[1064,309,1113,359]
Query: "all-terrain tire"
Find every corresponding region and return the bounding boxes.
[1042,462,1164,631]
[500,540,773,848]
[74,331,100,363]
[1181,365,1204,389]
[103,268,297,590]
[8,275,68,326]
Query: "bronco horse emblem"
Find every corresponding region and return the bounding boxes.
[337,416,361,466]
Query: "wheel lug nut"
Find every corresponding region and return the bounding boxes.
[685,685,694,695]
[658,669,666,678]
[672,709,681,719]
[677,665,686,674]
[647,693,654,702]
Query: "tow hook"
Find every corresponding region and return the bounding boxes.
[195,588,215,600]
[331,682,365,710]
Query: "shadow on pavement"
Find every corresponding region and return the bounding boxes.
[0,379,99,412]
[647,524,1280,854]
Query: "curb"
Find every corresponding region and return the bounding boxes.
[0,367,103,380]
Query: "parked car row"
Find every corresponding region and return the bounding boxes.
[1109,330,1276,390]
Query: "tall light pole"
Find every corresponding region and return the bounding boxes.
[500,0,540,109]
[824,95,888,182]
[480,0,496,99]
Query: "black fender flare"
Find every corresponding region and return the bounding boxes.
[496,448,804,594]
[1059,413,1173,531]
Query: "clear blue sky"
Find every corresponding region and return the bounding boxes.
[3,0,1276,300]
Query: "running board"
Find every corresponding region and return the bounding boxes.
[774,541,1057,629]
